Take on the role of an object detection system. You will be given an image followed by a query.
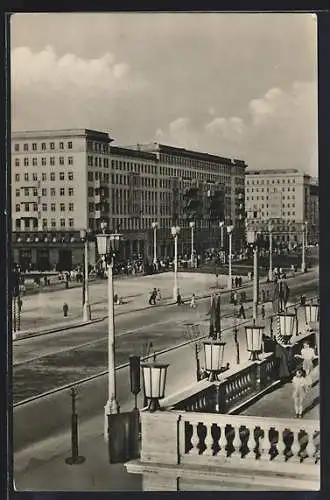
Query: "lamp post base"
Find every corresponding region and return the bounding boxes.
[104,398,120,442]
[83,303,91,322]
[268,270,272,281]
[173,285,179,301]
[227,276,232,290]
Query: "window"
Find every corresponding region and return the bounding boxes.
[68,156,73,165]
[88,187,94,196]
[50,157,55,166]
[15,173,20,181]
[51,188,56,196]
[42,219,47,228]
[68,172,74,180]
[59,141,64,149]
[24,203,29,211]
[51,218,56,228]
[15,144,19,152]
[32,173,38,181]
[33,203,38,211]
[32,143,37,150]
[15,159,20,167]
[59,157,64,165]
[88,172,93,181]
[33,188,38,196]
[50,142,55,150]
[24,173,29,181]
[59,172,65,180]
[69,218,74,227]
[68,141,73,149]
[60,203,65,211]
[23,143,28,151]
[60,218,65,227]
[16,219,21,229]
[68,188,74,196]
[42,157,46,166]
[50,172,55,181]
[42,173,47,181]
[51,203,56,212]
[60,188,65,196]
[88,202,94,211]
[42,203,47,211]
[69,202,74,211]
[41,142,46,150]
[42,188,47,196]
[32,158,37,166]
[16,204,20,212]
[24,158,29,166]
[15,189,20,197]
[88,156,93,166]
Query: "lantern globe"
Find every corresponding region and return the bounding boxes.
[277,312,296,344]
[304,303,319,324]
[245,323,264,360]
[96,233,109,257]
[203,341,226,381]
[246,230,257,245]
[141,362,169,412]
[151,221,158,229]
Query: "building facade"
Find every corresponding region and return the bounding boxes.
[245,169,319,247]
[12,130,247,270]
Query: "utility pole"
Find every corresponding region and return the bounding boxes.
[65,386,85,465]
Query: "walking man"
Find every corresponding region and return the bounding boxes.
[238,302,246,319]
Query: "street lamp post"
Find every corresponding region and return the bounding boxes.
[96,221,123,441]
[247,230,259,320]
[189,221,195,267]
[80,229,92,322]
[219,221,224,248]
[151,221,158,265]
[268,221,273,282]
[227,225,234,290]
[301,221,307,272]
[171,226,180,300]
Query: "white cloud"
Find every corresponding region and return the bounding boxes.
[11,45,143,93]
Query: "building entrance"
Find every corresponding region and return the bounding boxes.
[58,249,72,271]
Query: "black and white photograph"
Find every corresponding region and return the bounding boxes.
[10,12,319,491]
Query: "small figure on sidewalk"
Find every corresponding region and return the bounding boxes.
[190,293,196,308]
[233,291,238,306]
[261,304,265,320]
[237,302,246,319]
[148,289,157,305]
[176,290,183,305]
[17,296,23,313]
[292,368,308,418]
[294,341,318,375]
[63,302,69,317]
[156,288,161,302]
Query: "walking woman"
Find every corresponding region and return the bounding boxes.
[292,369,308,418]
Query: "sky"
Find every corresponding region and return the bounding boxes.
[10,13,318,176]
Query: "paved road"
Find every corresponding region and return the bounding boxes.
[13,273,317,404]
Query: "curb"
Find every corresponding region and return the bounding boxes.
[12,272,313,341]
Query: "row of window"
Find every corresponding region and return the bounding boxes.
[159,153,234,174]
[246,196,296,202]
[15,218,74,229]
[87,156,109,168]
[253,212,297,218]
[16,203,75,212]
[246,178,296,185]
[246,187,296,193]
[15,172,74,182]
[87,141,110,154]
[14,141,73,152]
[16,187,74,197]
[15,157,74,167]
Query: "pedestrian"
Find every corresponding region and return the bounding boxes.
[233,291,238,306]
[292,369,309,418]
[17,296,23,313]
[238,303,246,319]
[294,341,318,375]
[176,291,183,305]
[190,293,196,308]
[261,304,265,320]
[63,302,69,317]
[156,288,161,302]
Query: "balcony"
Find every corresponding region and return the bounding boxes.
[126,330,319,491]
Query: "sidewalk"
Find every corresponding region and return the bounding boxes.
[13,271,252,339]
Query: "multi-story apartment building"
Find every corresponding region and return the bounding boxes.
[309,178,319,245]
[245,168,318,247]
[11,130,247,270]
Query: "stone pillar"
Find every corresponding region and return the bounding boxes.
[143,474,179,491]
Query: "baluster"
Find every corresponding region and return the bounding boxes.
[275,426,286,462]
[232,424,242,458]
[258,427,269,461]
[189,422,200,455]
[290,429,301,462]
[219,425,227,457]
[246,425,256,459]
[305,429,316,463]
[203,423,214,456]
